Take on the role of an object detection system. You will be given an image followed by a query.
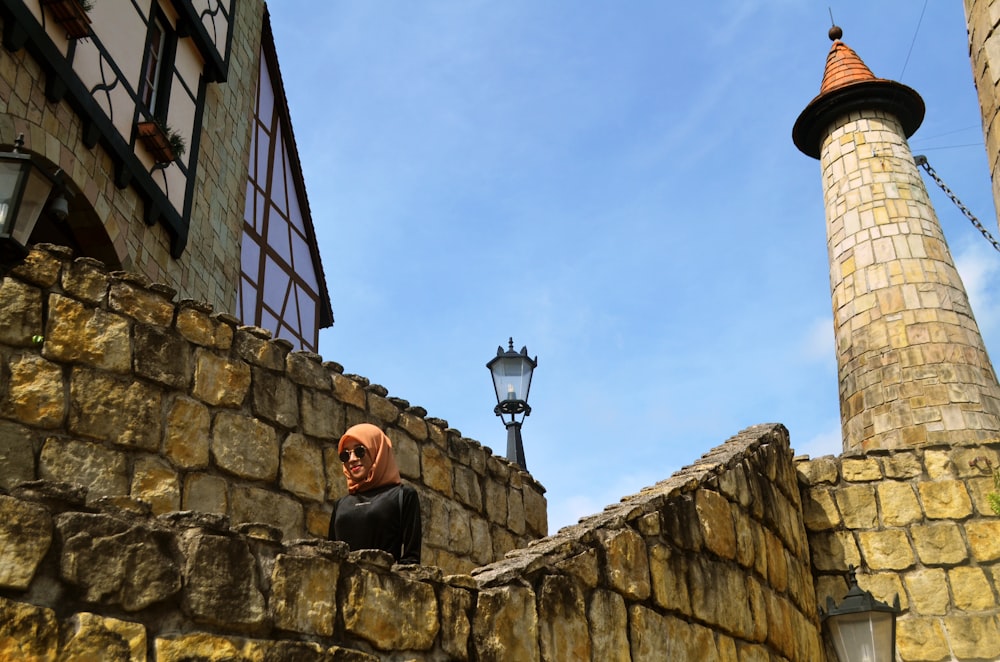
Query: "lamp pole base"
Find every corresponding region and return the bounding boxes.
[505,421,526,470]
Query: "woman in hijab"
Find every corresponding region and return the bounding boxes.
[328,423,422,564]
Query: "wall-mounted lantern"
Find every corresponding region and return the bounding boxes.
[487,337,537,470]
[0,134,58,265]
[821,566,900,662]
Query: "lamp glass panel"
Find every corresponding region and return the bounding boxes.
[12,165,54,246]
[828,611,895,662]
[491,356,533,402]
[0,160,28,237]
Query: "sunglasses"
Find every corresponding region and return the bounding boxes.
[339,446,367,463]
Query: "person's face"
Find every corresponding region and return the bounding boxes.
[341,441,373,481]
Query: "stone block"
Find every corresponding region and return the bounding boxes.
[164,397,210,469]
[40,436,128,501]
[0,278,43,348]
[5,353,65,427]
[232,328,285,369]
[452,463,481,512]
[648,543,691,615]
[212,411,279,481]
[324,446,351,502]
[69,368,161,450]
[192,349,251,407]
[44,294,130,372]
[392,428,420,480]
[765,529,788,593]
[965,519,1000,561]
[696,489,736,560]
[109,280,174,326]
[507,487,525,535]
[523,485,547,537]
[835,484,878,528]
[802,487,841,531]
[808,531,862,572]
[556,548,599,589]
[918,480,973,519]
[62,257,109,304]
[286,351,329,389]
[270,553,339,636]
[280,433,326,501]
[841,457,882,481]
[0,596,58,660]
[131,455,181,515]
[0,494,51,590]
[586,589,629,662]
[398,411,428,441]
[537,574,591,662]
[176,306,233,349]
[133,324,193,389]
[58,512,181,611]
[484,476,507,526]
[0,420,36,489]
[251,367,298,428]
[924,450,955,479]
[876,480,922,526]
[447,503,473,556]
[182,473,228,516]
[911,522,968,566]
[473,584,539,662]
[60,612,146,661]
[598,527,650,601]
[439,584,472,661]
[300,388,341,439]
[230,483,304,541]
[883,451,922,479]
[630,605,719,661]
[180,531,266,628]
[905,567,949,615]
[332,373,366,409]
[948,566,996,610]
[858,529,914,570]
[367,392,399,425]
[944,614,1000,659]
[422,444,453,497]
[342,566,439,650]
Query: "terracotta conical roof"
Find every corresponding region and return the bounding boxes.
[818,39,877,95]
[792,26,924,159]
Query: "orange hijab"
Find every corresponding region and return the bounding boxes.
[339,423,402,494]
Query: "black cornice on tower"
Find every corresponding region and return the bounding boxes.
[792,29,925,159]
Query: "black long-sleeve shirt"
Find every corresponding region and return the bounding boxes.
[328,483,422,564]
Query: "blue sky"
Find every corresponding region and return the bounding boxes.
[268,2,1000,533]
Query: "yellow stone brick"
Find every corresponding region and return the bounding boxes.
[896,617,951,662]
[858,529,914,570]
[918,480,973,519]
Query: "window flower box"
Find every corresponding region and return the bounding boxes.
[136,120,185,164]
[40,0,92,39]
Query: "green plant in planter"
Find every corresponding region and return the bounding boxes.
[166,128,186,160]
[152,118,186,160]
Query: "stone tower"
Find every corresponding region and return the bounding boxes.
[793,27,1000,452]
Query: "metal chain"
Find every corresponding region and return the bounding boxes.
[914,154,1000,254]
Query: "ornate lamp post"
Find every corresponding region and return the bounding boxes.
[821,567,900,662]
[487,338,537,470]
[0,134,58,265]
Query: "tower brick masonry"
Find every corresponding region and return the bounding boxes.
[794,31,1000,452]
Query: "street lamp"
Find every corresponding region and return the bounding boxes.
[821,566,900,662]
[487,337,537,470]
[0,134,58,265]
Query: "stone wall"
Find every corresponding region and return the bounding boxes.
[799,440,1000,661]
[0,418,824,660]
[0,245,546,577]
[966,0,1000,230]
